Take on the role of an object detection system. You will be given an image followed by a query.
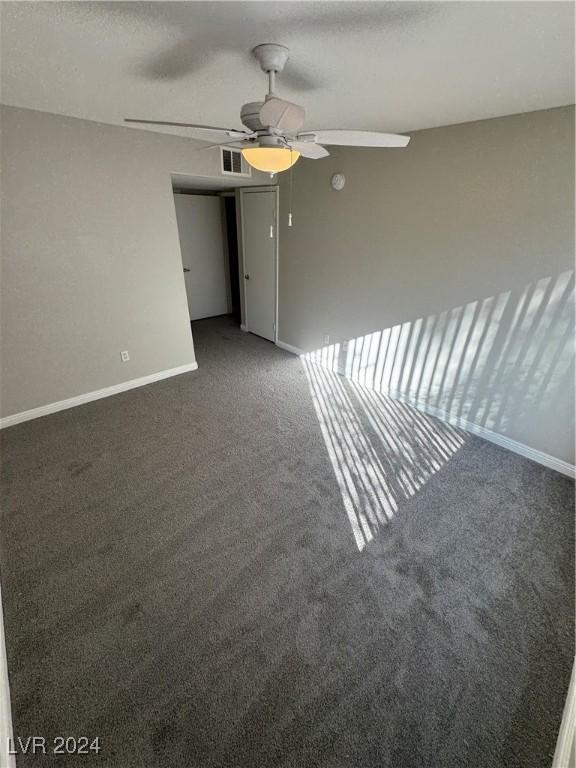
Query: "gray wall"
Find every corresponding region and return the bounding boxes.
[0,106,267,417]
[278,107,575,464]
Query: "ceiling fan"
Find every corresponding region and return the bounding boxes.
[125,44,410,175]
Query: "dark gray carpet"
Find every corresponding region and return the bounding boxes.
[0,315,573,768]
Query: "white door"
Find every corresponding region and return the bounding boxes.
[241,189,277,342]
[174,194,230,321]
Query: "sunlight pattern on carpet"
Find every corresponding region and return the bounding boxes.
[303,357,467,550]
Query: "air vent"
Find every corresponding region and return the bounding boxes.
[220,148,251,178]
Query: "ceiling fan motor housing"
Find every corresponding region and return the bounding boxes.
[240,101,265,132]
[257,135,288,148]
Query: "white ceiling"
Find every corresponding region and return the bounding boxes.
[1,2,574,137]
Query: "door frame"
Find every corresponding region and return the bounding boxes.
[237,186,279,343]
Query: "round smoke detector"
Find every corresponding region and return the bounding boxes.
[331,173,346,191]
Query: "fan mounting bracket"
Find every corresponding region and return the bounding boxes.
[252,44,289,74]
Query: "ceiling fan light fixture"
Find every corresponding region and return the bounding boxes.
[241,146,300,174]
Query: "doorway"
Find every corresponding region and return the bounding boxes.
[223,195,241,323]
[171,180,278,348]
[173,189,241,327]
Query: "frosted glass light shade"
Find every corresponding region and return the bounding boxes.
[241,147,300,173]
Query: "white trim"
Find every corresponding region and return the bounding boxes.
[389,393,575,479]
[0,363,198,429]
[276,339,306,357]
[0,581,16,768]
[553,660,576,768]
[240,324,248,332]
[274,186,279,345]
[238,189,248,331]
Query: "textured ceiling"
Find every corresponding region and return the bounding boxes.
[1,1,574,137]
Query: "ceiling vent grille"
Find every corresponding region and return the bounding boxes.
[220,147,251,178]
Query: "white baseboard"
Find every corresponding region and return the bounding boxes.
[0,581,15,768]
[297,353,574,478]
[0,362,198,429]
[276,339,305,356]
[553,660,576,768]
[389,393,575,479]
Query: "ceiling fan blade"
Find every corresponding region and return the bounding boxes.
[259,98,306,132]
[199,140,253,151]
[124,119,249,137]
[299,130,410,148]
[288,141,330,159]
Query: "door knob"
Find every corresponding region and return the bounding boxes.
[244,273,250,280]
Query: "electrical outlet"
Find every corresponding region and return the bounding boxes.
[120,350,130,362]
[323,333,330,346]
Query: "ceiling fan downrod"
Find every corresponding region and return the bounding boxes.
[251,43,290,99]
